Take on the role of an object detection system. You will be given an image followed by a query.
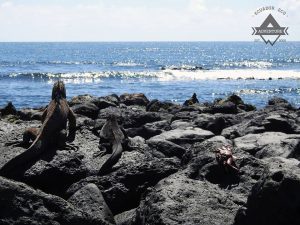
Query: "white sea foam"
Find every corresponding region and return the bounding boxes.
[9,69,300,81]
[112,62,144,67]
[158,69,300,81]
[221,61,273,69]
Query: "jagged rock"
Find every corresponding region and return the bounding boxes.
[98,107,163,129]
[66,151,180,215]
[183,93,199,106]
[69,94,118,110]
[234,132,300,159]
[211,95,256,114]
[268,97,294,109]
[220,109,299,139]
[263,114,300,134]
[235,157,300,225]
[147,139,186,158]
[146,99,179,113]
[23,150,88,196]
[17,108,44,121]
[72,102,99,119]
[0,102,17,116]
[194,114,227,135]
[68,183,115,225]
[127,136,147,152]
[136,172,241,225]
[101,94,120,106]
[187,136,266,195]
[171,111,199,122]
[0,176,101,225]
[144,120,171,132]
[115,209,137,225]
[69,94,97,106]
[149,127,214,145]
[212,101,238,114]
[120,93,149,106]
[1,93,300,225]
[126,126,162,139]
[170,120,193,129]
[95,98,117,110]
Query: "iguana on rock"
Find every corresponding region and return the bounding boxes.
[97,115,126,175]
[0,81,76,176]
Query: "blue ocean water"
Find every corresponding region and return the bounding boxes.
[0,42,299,108]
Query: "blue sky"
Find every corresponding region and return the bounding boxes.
[0,0,299,41]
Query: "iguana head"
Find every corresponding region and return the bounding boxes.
[52,80,66,101]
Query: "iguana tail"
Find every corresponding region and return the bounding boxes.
[0,141,42,177]
[98,140,123,175]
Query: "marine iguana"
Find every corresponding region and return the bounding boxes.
[0,81,76,176]
[97,115,126,175]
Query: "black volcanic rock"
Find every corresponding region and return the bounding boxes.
[120,93,149,106]
[234,132,300,159]
[183,93,199,106]
[68,94,97,106]
[68,183,115,225]
[72,102,99,119]
[1,93,300,225]
[146,99,179,113]
[235,157,300,225]
[0,176,105,225]
[66,150,180,215]
[0,102,17,116]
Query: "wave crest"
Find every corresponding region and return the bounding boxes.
[8,69,300,81]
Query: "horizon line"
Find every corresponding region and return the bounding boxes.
[0,40,299,43]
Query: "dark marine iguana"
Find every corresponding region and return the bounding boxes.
[97,115,126,175]
[0,81,76,176]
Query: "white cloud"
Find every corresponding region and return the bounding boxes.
[279,0,300,11]
[188,0,207,13]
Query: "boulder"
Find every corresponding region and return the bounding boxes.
[147,139,186,158]
[268,97,294,109]
[263,114,300,134]
[66,151,180,215]
[211,101,238,114]
[95,98,117,110]
[183,93,199,106]
[220,109,298,139]
[0,176,101,225]
[235,157,300,225]
[149,127,214,145]
[18,108,44,121]
[120,93,149,106]
[211,95,256,114]
[68,94,97,106]
[126,126,162,139]
[146,99,179,113]
[187,136,266,195]
[23,150,88,196]
[0,102,17,116]
[68,183,115,225]
[72,102,99,119]
[234,132,300,159]
[114,209,137,225]
[170,120,193,130]
[136,173,241,225]
[194,114,227,135]
[98,107,163,129]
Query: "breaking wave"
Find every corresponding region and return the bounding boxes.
[7,69,300,81]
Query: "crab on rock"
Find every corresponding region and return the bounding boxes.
[214,145,239,172]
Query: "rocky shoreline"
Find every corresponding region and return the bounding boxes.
[0,93,300,225]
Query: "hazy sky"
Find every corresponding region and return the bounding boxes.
[0,0,299,41]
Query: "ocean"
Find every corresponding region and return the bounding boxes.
[0,42,299,109]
